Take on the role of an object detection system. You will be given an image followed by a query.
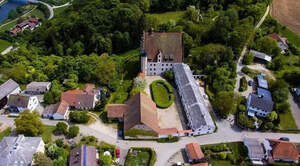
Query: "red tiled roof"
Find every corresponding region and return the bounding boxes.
[191,163,209,166]
[268,139,299,161]
[269,33,287,45]
[186,143,204,160]
[107,104,127,118]
[142,31,183,62]
[56,100,69,115]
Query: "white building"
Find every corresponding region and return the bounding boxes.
[7,94,39,113]
[141,31,184,76]
[173,63,215,135]
[25,82,51,94]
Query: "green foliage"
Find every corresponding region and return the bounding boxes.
[79,136,98,146]
[125,147,156,166]
[242,53,254,65]
[41,125,56,144]
[254,36,281,57]
[238,104,246,112]
[156,135,179,143]
[238,112,255,129]
[99,141,116,159]
[151,80,174,108]
[162,70,174,83]
[239,77,248,92]
[270,79,289,103]
[15,110,44,136]
[69,111,90,124]
[45,143,67,166]
[214,91,239,118]
[8,9,18,19]
[99,154,113,166]
[33,152,53,166]
[124,129,157,138]
[68,125,79,138]
[275,101,290,113]
[266,111,278,122]
[0,128,11,141]
[54,139,64,148]
[44,80,64,104]
[54,122,68,135]
[241,66,259,78]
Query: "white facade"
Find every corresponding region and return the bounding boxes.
[52,109,69,120]
[27,96,39,112]
[142,52,174,76]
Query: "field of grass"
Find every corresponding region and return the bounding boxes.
[0,128,11,141]
[147,11,185,24]
[30,8,46,20]
[0,19,17,32]
[0,39,11,52]
[280,27,300,48]
[54,5,69,16]
[41,125,55,143]
[279,111,298,130]
[125,150,151,166]
[211,160,232,166]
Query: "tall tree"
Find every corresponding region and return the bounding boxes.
[14,110,44,136]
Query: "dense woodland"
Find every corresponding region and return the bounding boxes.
[0,0,270,106]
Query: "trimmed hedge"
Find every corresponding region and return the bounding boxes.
[238,77,247,92]
[151,80,174,108]
[124,129,158,138]
[99,141,116,159]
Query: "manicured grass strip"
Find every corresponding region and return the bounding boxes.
[0,128,11,141]
[279,111,298,130]
[30,8,46,20]
[211,160,232,166]
[41,125,55,143]
[147,11,185,24]
[151,80,174,108]
[124,129,157,138]
[0,39,11,52]
[53,5,69,15]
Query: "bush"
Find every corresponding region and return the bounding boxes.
[55,139,64,147]
[156,135,179,143]
[80,136,98,146]
[238,112,255,129]
[275,101,290,113]
[129,147,156,166]
[54,122,68,135]
[238,104,246,112]
[242,53,254,65]
[68,125,79,138]
[69,111,89,124]
[151,80,174,108]
[162,70,174,83]
[99,141,116,159]
[239,77,247,92]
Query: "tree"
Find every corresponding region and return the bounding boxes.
[266,111,278,121]
[33,152,53,166]
[95,54,116,86]
[270,80,289,103]
[100,153,113,166]
[255,36,281,57]
[69,111,89,124]
[242,52,254,65]
[14,110,44,136]
[54,122,68,135]
[8,9,18,19]
[133,77,146,89]
[44,80,64,104]
[68,125,79,138]
[214,91,239,118]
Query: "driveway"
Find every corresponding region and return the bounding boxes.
[288,93,300,128]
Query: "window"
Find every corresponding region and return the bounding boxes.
[150,64,152,66]
[154,64,156,66]
[154,72,156,75]
[150,68,152,71]
[154,68,156,71]
[166,64,168,66]
[162,64,164,66]
[170,64,173,66]
[162,68,164,71]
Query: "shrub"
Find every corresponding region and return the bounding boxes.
[55,139,64,148]
[69,111,89,124]
[151,80,174,108]
[68,125,79,138]
[129,147,156,166]
[220,152,227,160]
[238,104,246,112]
[241,66,250,74]
[238,112,255,129]
[239,77,247,92]
[162,70,174,83]
[156,135,179,143]
[242,52,254,65]
[99,141,116,159]
[54,122,68,135]
[80,136,98,146]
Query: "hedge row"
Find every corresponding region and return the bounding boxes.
[99,141,116,159]
[151,80,174,108]
[124,129,158,138]
[239,77,247,92]
[131,147,157,166]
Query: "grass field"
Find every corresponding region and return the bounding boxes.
[0,39,11,52]
[280,27,300,48]
[125,150,151,166]
[0,128,11,141]
[30,8,46,20]
[0,19,17,32]
[211,160,232,166]
[147,11,185,24]
[54,5,69,16]
[41,125,55,143]
[279,111,298,130]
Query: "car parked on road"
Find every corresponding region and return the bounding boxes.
[116,148,120,158]
[279,137,290,141]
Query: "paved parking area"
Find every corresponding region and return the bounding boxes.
[144,76,185,130]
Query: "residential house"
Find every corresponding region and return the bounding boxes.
[25,82,51,94]
[0,79,21,109]
[173,63,215,135]
[257,74,269,89]
[107,92,180,139]
[247,93,274,117]
[140,31,184,76]
[0,135,45,166]
[264,139,299,163]
[7,94,39,113]
[69,145,98,166]
[250,50,272,63]
[185,143,205,164]
[243,138,265,164]
[257,88,272,101]
[296,88,300,97]
[10,18,41,36]
[191,163,209,166]
[42,84,99,120]
[269,33,288,53]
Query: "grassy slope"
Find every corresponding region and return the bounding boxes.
[147,11,185,24]
[41,125,55,144]
[0,39,11,52]
[30,8,46,20]
[279,111,298,130]
[0,128,11,141]
[280,27,300,48]
[54,6,69,16]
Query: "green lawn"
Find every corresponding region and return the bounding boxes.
[0,39,11,52]
[54,6,69,16]
[151,80,174,108]
[0,128,11,141]
[280,27,300,48]
[211,160,232,166]
[30,8,46,20]
[41,125,55,143]
[279,111,298,130]
[125,151,151,166]
[147,11,185,24]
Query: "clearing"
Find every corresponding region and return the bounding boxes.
[0,39,10,52]
[271,0,300,34]
[147,11,185,24]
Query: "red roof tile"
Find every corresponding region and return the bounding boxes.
[268,139,299,161]
[191,163,209,166]
[186,143,204,160]
[107,104,127,118]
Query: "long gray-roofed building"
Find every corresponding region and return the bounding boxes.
[243,138,265,164]
[173,63,215,135]
[0,135,45,166]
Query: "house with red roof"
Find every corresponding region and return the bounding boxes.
[140,31,184,76]
[269,33,288,53]
[10,18,41,36]
[185,143,206,164]
[264,139,299,163]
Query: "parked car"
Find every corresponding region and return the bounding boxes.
[279,137,290,141]
[248,80,253,86]
[116,148,120,158]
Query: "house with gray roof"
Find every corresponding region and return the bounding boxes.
[7,94,39,113]
[25,82,51,94]
[69,145,98,166]
[173,63,215,135]
[243,138,265,164]
[0,79,21,109]
[257,74,269,89]
[247,93,274,117]
[0,135,45,166]
[250,50,272,63]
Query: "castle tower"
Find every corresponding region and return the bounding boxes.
[141,50,147,75]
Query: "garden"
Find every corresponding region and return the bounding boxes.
[202,142,251,166]
[151,80,174,108]
[125,147,156,166]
